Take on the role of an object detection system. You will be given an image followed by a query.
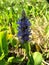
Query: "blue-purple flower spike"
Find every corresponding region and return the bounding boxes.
[17,10,31,43]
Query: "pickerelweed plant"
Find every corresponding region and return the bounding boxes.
[17,10,34,64]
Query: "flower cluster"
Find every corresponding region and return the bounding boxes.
[17,10,31,43]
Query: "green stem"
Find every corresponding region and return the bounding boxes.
[24,42,31,59]
[24,42,34,65]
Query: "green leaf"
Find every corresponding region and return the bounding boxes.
[27,52,43,65]
[45,25,49,34]
[0,31,8,57]
[0,52,5,60]
[0,32,5,60]
[2,31,8,55]
[7,56,14,63]
[27,60,31,65]
[33,52,43,65]
[0,33,3,56]
[45,25,49,38]
[27,55,34,65]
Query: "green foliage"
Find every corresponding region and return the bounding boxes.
[2,32,8,55]
[0,31,8,60]
[27,52,43,65]
[33,52,43,65]
[27,54,34,65]
[7,56,14,63]
[45,25,49,38]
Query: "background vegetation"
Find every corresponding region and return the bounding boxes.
[0,0,49,65]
